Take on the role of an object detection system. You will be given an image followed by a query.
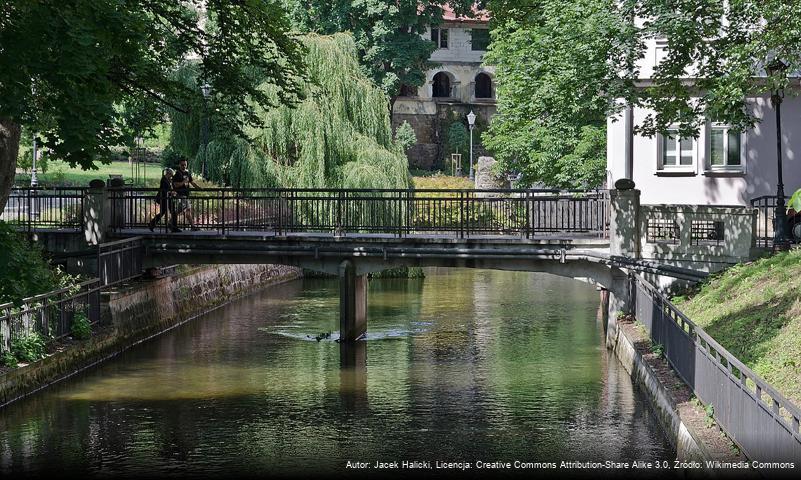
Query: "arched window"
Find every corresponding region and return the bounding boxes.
[475,73,492,99]
[432,72,451,98]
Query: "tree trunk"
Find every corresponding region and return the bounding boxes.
[0,117,22,212]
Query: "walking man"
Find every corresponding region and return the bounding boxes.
[173,158,200,231]
[148,168,180,232]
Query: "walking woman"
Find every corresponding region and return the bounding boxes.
[148,168,180,232]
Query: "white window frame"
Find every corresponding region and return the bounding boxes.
[431,28,449,49]
[705,122,746,173]
[656,128,697,173]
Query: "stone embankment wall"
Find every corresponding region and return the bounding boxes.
[0,264,301,408]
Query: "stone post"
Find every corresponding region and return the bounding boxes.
[474,156,507,198]
[83,181,111,245]
[609,188,641,259]
[605,267,633,349]
[339,260,367,342]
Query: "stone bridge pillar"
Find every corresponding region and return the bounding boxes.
[609,187,641,259]
[83,182,111,245]
[339,260,367,342]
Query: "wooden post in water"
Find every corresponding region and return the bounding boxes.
[339,259,367,342]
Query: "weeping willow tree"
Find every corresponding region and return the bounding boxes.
[171,33,409,190]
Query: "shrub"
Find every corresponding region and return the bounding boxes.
[2,350,17,368]
[10,332,47,363]
[70,311,92,340]
[394,121,417,153]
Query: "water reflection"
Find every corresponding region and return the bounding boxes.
[0,269,673,476]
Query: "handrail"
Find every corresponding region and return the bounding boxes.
[98,186,607,194]
[0,278,100,312]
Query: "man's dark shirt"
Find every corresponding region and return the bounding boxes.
[173,169,192,196]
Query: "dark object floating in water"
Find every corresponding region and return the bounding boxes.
[309,331,331,342]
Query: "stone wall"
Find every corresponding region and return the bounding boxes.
[392,102,496,171]
[0,264,301,408]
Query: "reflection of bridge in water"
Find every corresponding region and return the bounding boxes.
[3,186,759,341]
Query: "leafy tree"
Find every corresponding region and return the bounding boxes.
[395,121,418,153]
[172,34,410,190]
[635,0,801,138]
[445,121,470,161]
[283,0,474,111]
[484,0,801,188]
[483,0,634,188]
[0,0,305,210]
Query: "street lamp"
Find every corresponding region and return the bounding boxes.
[467,110,476,181]
[30,134,38,187]
[767,59,789,248]
[200,82,212,179]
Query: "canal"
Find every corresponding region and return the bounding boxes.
[0,269,674,476]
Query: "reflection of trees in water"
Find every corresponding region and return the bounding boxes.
[0,270,672,472]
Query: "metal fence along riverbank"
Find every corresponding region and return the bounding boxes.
[633,275,801,462]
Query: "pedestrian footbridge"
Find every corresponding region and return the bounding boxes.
[3,186,760,340]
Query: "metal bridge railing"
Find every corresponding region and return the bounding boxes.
[2,187,87,232]
[633,274,801,462]
[752,195,778,249]
[108,187,610,238]
[97,236,145,286]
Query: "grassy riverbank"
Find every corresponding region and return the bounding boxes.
[673,249,801,407]
[15,160,162,187]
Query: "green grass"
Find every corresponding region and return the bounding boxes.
[16,160,162,187]
[673,248,801,407]
[412,173,474,190]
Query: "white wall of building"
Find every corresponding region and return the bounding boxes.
[608,95,801,206]
[428,23,487,64]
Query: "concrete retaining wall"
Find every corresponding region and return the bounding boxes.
[609,323,709,461]
[0,264,301,408]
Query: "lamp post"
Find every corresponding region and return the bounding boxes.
[467,110,476,181]
[767,60,789,248]
[200,82,212,179]
[30,134,38,187]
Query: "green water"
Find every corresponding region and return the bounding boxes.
[0,269,673,477]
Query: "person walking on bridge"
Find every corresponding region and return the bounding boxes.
[173,158,200,231]
[148,168,180,233]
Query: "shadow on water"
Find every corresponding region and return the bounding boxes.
[340,341,367,412]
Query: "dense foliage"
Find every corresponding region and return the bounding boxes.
[394,121,418,154]
[282,0,474,108]
[0,222,63,306]
[0,0,305,210]
[172,34,410,190]
[485,0,801,188]
[484,0,633,188]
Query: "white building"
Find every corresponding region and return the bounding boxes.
[392,6,495,170]
[607,39,801,207]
